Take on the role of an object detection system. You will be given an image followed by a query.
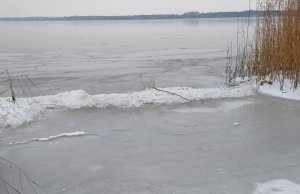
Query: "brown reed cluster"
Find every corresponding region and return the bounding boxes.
[252,0,300,89]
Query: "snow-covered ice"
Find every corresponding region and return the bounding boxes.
[233,122,240,126]
[258,81,300,101]
[228,76,300,101]
[253,179,300,194]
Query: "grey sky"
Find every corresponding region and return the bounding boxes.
[0,0,255,17]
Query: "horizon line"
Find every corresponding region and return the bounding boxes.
[0,10,256,19]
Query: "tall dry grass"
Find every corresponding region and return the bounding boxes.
[252,0,300,89]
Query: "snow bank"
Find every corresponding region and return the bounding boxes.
[0,85,255,128]
[258,81,300,101]
[9,131,87,145]
[226,76,300,101]
[253,179,300,194]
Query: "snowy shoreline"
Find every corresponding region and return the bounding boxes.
[258,81,300,101]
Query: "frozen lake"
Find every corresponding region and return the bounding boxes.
[1,18,300,194]
[0,18,255,96]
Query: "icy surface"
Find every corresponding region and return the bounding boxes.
[172,100,253,113]
[2,96,300,194]
[253,179,300,194]
[1,19,300,194]
[0,85,255,128]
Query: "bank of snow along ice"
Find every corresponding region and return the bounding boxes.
[0,85,255,128]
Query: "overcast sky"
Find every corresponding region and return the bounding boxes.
[0,0,255,17]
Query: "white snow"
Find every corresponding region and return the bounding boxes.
[258,81,300,101]
[9,131,87,145]
[253,179,300,194]
[233,123,240,126]
[0,85,255,128]
[227,77,300,101]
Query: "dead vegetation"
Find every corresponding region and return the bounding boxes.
[0,69,40,128]
[226,0,300,90]
[0,71,45,193]
[253,0,300,90]
[225,7,254,85]
[0,157,47,194]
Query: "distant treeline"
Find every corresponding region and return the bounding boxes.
[0,11,258,21]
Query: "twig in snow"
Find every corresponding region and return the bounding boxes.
[148,86,192,102]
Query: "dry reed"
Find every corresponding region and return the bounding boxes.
[251,0,300,89]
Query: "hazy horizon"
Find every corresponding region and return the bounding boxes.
[0,10,256,19]
[0,0,255,17]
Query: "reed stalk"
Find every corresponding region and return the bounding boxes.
[251,0,300,89]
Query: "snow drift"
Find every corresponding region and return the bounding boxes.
[258,81,300,101]
[0,85,255,128]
